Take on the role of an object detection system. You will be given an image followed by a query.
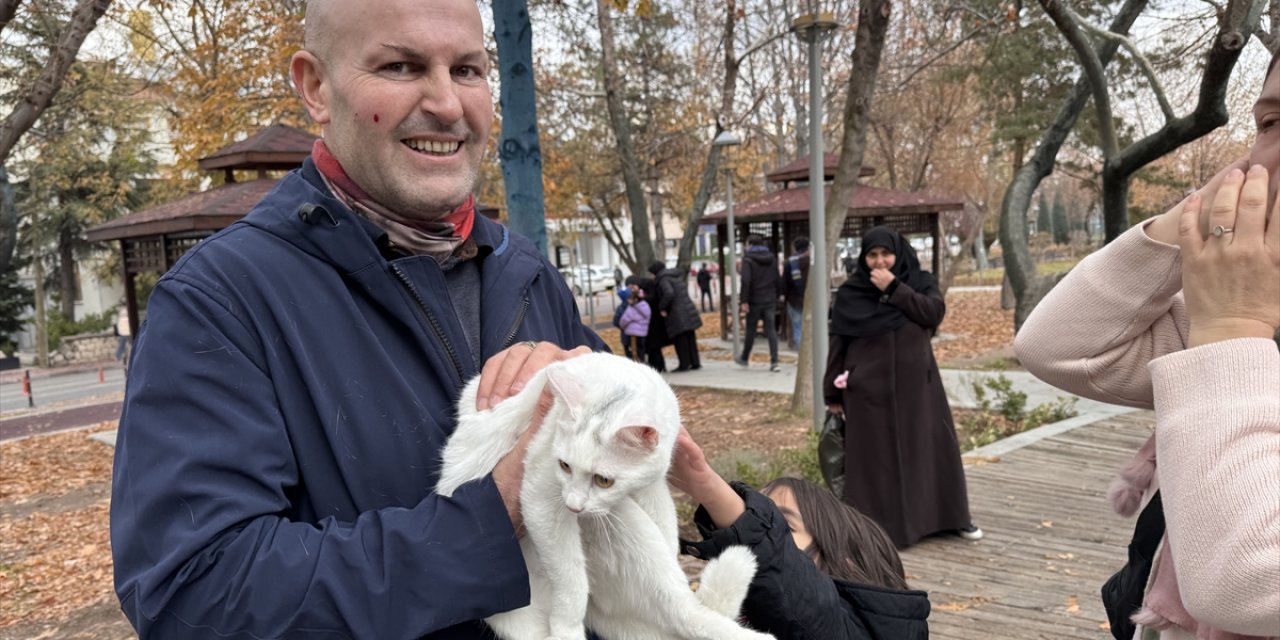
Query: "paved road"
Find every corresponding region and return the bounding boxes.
[0,367,125,414]
[0,400,123,442]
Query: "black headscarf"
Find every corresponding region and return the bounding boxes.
[830,226,937,338]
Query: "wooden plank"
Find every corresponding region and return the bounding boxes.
[899,412,1155,638]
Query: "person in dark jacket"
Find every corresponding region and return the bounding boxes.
[649,260,703,371]
[737,234,783,372]
[783,236,810,348]
[109,1,607,638]
[671,429,931,639]
[697,262,715,312]
[633,274,669,372]
[823,225,981,549]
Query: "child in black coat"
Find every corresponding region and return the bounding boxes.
[670,429,931,639]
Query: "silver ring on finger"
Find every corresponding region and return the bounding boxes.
[1211,225,1234,237]
[521,340,539,351]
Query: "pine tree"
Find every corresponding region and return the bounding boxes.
[1036,193,1051,237]
[1052,189,1070,244]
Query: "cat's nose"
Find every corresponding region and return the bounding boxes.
[567,505,583,514]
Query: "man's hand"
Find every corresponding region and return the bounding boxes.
[1179,165,1280,348]
[476,341,591,411]
[870,268,895,292]
[491,389,554,535]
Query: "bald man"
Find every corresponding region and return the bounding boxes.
[109,0,604,637]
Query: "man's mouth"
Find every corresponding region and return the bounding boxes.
[403,139,462,156]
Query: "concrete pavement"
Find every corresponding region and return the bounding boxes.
[656,338,1135,458]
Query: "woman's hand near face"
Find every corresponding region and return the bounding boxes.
[1147,159,1251,246]
[870,268,895,291]
[1179,165,1280,348]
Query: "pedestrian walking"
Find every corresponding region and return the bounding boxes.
[783,237,810,348]
[736,234,782,372]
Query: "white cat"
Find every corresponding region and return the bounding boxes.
[435,353,773,640]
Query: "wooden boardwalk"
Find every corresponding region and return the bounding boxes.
[900,411,1156,639]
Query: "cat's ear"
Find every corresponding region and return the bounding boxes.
[615,425,661,453]
[545,366,587,419]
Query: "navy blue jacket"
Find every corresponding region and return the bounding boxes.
[685,483,931,639]
[110,158,605,639]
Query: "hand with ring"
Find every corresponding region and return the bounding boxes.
[475,340,592,411]
[1179,164,1280,348]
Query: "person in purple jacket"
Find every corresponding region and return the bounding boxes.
[109,1,611,638]
[618,280,652,364]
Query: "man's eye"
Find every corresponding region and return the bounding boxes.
[383,62,409,74]
[1261,118,1279,132]
[454,66,482,79]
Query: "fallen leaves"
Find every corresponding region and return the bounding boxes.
[933,290,1016,365]
[1,424,118,629]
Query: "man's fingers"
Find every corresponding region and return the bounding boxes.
[476,342,538,410]
[1268,178,1280,251]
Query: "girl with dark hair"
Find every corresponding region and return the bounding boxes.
[671,429,930,639]
[824,225,979,548]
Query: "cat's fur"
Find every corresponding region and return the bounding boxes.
[436,353,772,640]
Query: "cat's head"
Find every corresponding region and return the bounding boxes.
[542,354,679,516]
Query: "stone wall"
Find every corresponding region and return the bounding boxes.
[53,332,118,366]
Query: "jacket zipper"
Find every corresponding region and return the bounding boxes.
[390,263,464,383]
[500,296,531,350]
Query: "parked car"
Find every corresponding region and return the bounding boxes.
[558,265,615,295]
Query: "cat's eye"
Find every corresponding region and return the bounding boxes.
[593,475,614,488]
[558,460,571,473]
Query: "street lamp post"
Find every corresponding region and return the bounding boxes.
[792,6,839,429]
[711,130,742,359]
[577,204,596,327]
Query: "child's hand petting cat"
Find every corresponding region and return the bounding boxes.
[669,427,745,528]
[491,388,555,536]
[476,341,592,410]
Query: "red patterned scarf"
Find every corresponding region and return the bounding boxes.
[312,140,475,262]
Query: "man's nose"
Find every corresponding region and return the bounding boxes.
[418,69,464,123]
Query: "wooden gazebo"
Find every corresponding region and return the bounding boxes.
[86,124,318,338]
[704,154,965,338]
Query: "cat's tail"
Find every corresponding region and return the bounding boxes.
[694,545,757,619]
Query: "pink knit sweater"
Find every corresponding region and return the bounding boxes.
[1014,224,1280,638]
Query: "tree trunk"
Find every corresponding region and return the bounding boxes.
[0,0,113,165]
[0,165,15,275]
[674,0,741,276]
[596,0,655,268]
[1100,0,1262,242]
[58,226,75,321]
[493,0,548,255]
[33,255,47,366]
[790,0,893,417]
[1001,0,1146,330]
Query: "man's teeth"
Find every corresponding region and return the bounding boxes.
[405,139,461,155]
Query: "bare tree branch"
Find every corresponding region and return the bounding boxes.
[0,0,22,37]
[1077,18,1175,122]
[0,0,114,166]
[1038,0,1118,157]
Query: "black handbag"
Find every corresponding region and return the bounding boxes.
[1101,491,1164,640]
[818,410,846,497]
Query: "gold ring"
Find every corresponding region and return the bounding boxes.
[521,340,538,351]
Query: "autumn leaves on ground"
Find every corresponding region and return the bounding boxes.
[0,290,1013,637]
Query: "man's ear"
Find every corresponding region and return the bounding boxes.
[291,50,331,125]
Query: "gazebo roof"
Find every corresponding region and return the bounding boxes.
[197,124,317,172]
[85,179,278,242]
[765,153,874,185]
[704,184,965,223]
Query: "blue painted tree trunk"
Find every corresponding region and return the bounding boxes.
[493,0,548,255]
